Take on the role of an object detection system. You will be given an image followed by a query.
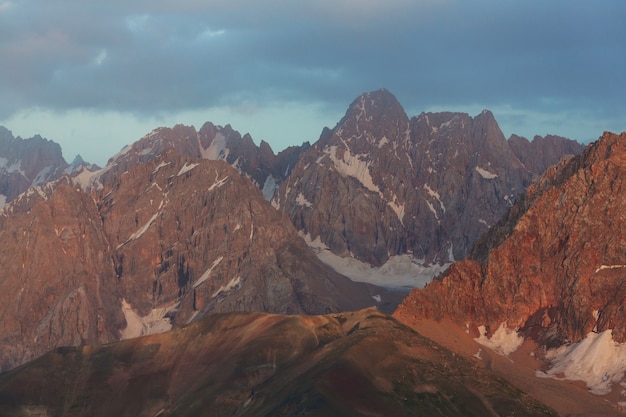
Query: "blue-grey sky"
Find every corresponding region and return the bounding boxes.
[1,0,625,165]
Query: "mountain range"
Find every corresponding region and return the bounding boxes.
[4,88,621,416]
[0,126,97,207]
[0,149,395,372]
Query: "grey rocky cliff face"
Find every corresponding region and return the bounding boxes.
[273,89,575,269]
[0,127,76,204]
[508,133,586,178]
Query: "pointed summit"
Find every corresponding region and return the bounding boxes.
[274,89,584,286]
[346,88,404,114]
[342,88,408,125]
[70,154,85,166]
[331,89,409,152]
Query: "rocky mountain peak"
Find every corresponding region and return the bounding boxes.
[344,88,406,119]
[508,133,586,178]
[70,154,85,166]
[0,125,13,140]
[470,109,516,158]
[0,127,72,206]
[331,89,410,152]
[98,121,308,200]
[274,90,582,287]
[0,148,390,371]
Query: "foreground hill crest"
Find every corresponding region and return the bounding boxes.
[0,308,558,417]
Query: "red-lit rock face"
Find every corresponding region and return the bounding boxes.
[0,151,383,372]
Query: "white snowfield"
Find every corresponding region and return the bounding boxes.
[120,299,177,340]
[199,132,230,161]
[474,323,524,356]
[193,256,224,288]
[323,142,408,224]
[475,166,498,179]
[300,232,450,288]
[474,320,626,397]
[295,192,313,208]
[326,144,380,194]
[262,175,279,201]
[537,329,626,395]
[176,161,199,176]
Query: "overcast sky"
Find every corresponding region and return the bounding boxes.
[1,0,625,165]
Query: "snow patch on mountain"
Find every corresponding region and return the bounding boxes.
[177,162,199,176]
[212,276,241,298]
[152,161,171,174]
[128,213,158,243]
[24,185,50,201]
[387,199,405,224]
[120,299,177,340]
[475,323,524,356]
[475,166,498,179]
[0,158,26,178]
[537,330,626,395]
[72,167,105,191]
[595,264,626,273]
[193,256,224,288]
[111,143,133,162]
[208,173,229,192]
[200,133,230,160]
[440,118,455,129]
[262,175,279,201]
[300,232,449,288]
[326,145,380,194]
[423,184,446,213]
[118,201,165,248]
[33,166,52,185]
[139,144,156,156]
[296,193,313,208]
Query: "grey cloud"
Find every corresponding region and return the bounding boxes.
[1,0,625,141]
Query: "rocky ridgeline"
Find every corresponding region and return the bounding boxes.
[0,89,585,371]
[0,126,90,205]
[273,89,583,270]
[100,121,307,200]
[0,152,384,371]
[395,131,626,347]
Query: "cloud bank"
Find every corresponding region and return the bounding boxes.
[1,0,625,163]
